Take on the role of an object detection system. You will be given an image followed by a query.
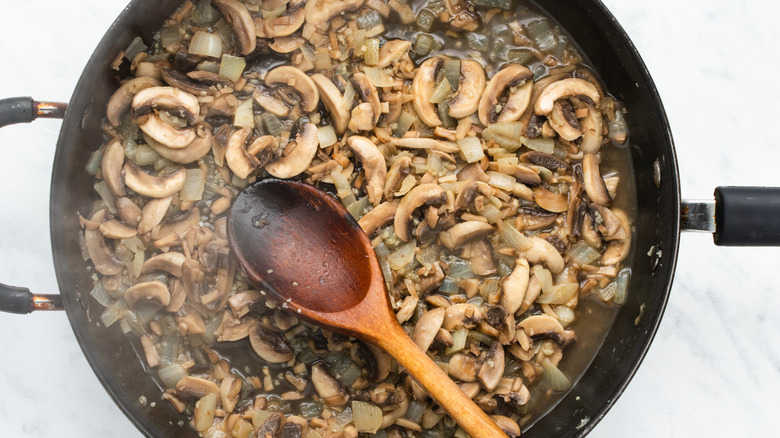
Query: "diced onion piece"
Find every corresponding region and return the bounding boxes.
[479,204,501,224]
[457,136,484,163]
[393,111,416,137]
[537,283,579,304]
[567,241,601,265]
[446,328,468,355]
[160,24,183,49]
[352,401,382,433]
[125,36,148,61]
[317,125,338,148]
[233,98,254,129]
[331,170,357,206]
[89,283,112,307]
[219,54,246,82]
[498,221,533,252]
[387,241,416,271]
[485,170,515,191]
[429,77,452,104]
[554,305,575,327]
[347,196,371,220]
[94,181,117,214]
[189,31,223,58]
[404,400,426,423]
[181,168,206,202]
[608,110,629,144]
[485,122,523,139]
[438,276,459,294]
[134,144,162,166]
[194,393,217,432]
[100,298,127,328]
[541,358,571,391]
[613,269,631,305]
[521,136,555,154]
[261,5,286,20]
[363,67,402,88]
[364,38,380,66]
[157,363,188,388]
[342,82,356,108]
[534,269,553,294]
[446,256,475,279]
[85,150,104,176]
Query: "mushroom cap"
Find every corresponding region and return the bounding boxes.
[225,127,260,180]
[448,59,486,119]
[175,376,220,400]
[132,86,200,125]
[478,64,533,126]
[265,122,319,178]
[265,66,320,113]
[123,162,187,198]
[347,136,387,206]
[394,183,447,242]
[477,342,505,391]
[351,72,381,125]
[124,281,171,309]
[501,258,530,314]
[577,102,604,154]
[548,100,582,141]
[518,314,566,344]
[534,78,601,116]
[411,56,443,127]
[311,362,348,406]
[303,0,364,36]
[99,220,138,239]
[106,76,162,127]
[101,140,126,197]
[212,0,257,55]
[412,307,446,353]
[311,74,350,134]
[448,353,479,382]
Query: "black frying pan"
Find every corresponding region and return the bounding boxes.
[1,0,779,436]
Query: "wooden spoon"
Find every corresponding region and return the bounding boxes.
[227,179,506,437]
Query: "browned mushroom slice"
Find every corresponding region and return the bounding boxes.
[311,362,349,406]
[302,0,364,40]
[394,183,447,242]
[448,59,486,119]
[518,236,565,274]
[445,0,480,31]
[358,201,398,235]
[159,67,215,97]
[137,114,197,149]
[115,197,142,227]
[249,325,294,363]
[144,124,213,165]
[225,127,260,179]
[518,314,566,344]
[477,342,505,391]
[142,252,186,277]
[601,208,632,265]
[106,76,162,127]
[137,196,172,235]
[478,64,534,126]
[448,353,479,382]
[534,78,601,116]
[125,281,170,309]
[515,208,557,231]
[521,151,571,173]
[255,6,305,38]
[439,221,494,251]
[501,258,529,314]
[101,140,126,197]
[411,56,444,127]
[347,136,387,206]
[548,100,582,141]
[352,72,382,125]
[132,86,200,125]
[582,153,611,205]
[152,207,201,241]
[253,89,290,118]
[492,415,521,438]
[99,220,137,239]
[123,162,187,198]
[377,40,411,69]
[443,303,482,331]
[265,66,320,113]
[467,239,497,276]
[532,186,568,213]
[412,307,446,353]
[84,226,124,276]
[311,74,350,134]
[265,122,319,178]
[219,374,241,413]
[577,101,604,154]
[212,0,257,55]
[389,137,460,153]
[176,376,220,400]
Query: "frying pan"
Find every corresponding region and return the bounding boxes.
[1,0,779,436]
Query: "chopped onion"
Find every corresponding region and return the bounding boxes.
[363,67,402,88]
[446,328,468,354]
[554,305,575,327]
[364,38,379,66]
[331,170,357,206]
[405,400,426,423]
[189,31,223,58]
[534,269,553,294]
[429,77,452,104]
[100,298,126,328]
[521,136,555,154]
[445,255,475,279]
[94,181,117,215]
[261,5,286,20]
[347,196,371,220]
[342,82,356,108]
[457,136,484,163]
[352,401,382,433]
[219,54,246,82]
[157,363,188,389]
[443,59,461,91]
[317,125,337,148]
[90,283,113,307]
[498,221,533,252]
[525,19,558,53]
[124,36,148,61]
[393,110,416,137]
[159,24,183,49]
[485,170,515,191]
[233,98,254,129]
[479,204,501,224]
[134,144,162,166]
[567,241,601,265]
[85,150,103,176]
[181,168,206,202]
[537,283,579,304]
[438,276,459,294]
[541,358,571,391]
[608,110,629,144]
[613,269,631,305]
[485,122,523,139]
[387,241,416,271]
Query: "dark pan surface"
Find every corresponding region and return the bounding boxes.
[49,1,680,436]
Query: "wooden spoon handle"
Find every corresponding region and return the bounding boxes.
[374,323,507,438]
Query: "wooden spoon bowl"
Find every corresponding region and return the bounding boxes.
[228,178,506,437]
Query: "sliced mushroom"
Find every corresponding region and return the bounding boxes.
[253,89,290,118]
[532,186,568,213]
[142,252,186,277]
[175,308,207,335]
[265,122,319,178]
[521,151,571,173]
[352,72,381,125]
[269,36,305,54]
[582,153,611,206]
[519,236,565,274]
[84,227,124,276]
[442,303,482,331]
[106,76,162,127]
[358,201,398,236]
[137,196,172,234]
[577,101,604,154]
[123,162,187,198]
[454,180,492,211]
[548,100,581,141]
[534,78,601,116]
[467,239,496,276]
[411,56,443,127]
[478,64,534,126]
[448,59,486,119]
[485,305,515,345]
[445,0,480,31]
[377,40,411,69]
[160,67,219,97]
[439,221,494,251]
[518,314,566,344]
[99,220,137,239]
[365,344,392,382]
[137,114,197,149]
[477,342,505,391]
[132,86,200,125]
[124,281,171,309]
[265,66,320,113]
[384,156,413,198]
[311,74,350,134]
[389,137,460,153]
[220,374,241,413]
[249,325,294,363]
[448,353,479,382]
[311,362,349,406]
[152,207,201,241]
[116,197,142,227]
[255,7,305,38]
[144,124,213,164]
[501,258,529,314]
[225,127,260,179]
[412,307,446,353]
[515,208,557,231]
[176,376,220,400]
[303,0,364,38]
[347,136,387,206]
[101,140,126,197]
[394,183,447,242]
[601,209,631,265]
[212,0,257,55]
[492,415,521,438]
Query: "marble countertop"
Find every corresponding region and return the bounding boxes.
[1,0,779,436]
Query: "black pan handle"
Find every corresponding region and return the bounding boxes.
[0,97,67,128]
[0,97,67,313]
[682,186,780,246]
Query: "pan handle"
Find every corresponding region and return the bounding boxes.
[682,187,780,246]
[0,97,67,128]
[0,97,67,313]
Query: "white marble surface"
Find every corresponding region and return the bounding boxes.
[1,1,779,436]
